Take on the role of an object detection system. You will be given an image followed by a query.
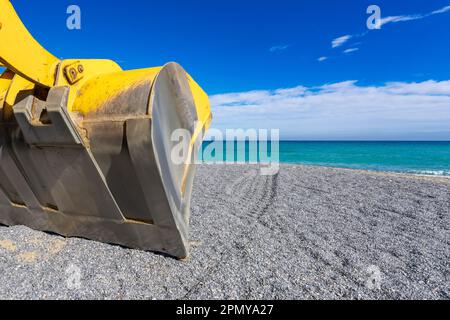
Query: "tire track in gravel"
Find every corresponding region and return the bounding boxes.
[225,169,279,222]
[183,169,279,298]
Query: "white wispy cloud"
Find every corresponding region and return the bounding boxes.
[325,5,450,59]
[343,48,359,54]
[331,35,352,48]
[380,14,422,26]
[269,44,291,52]
[432,5,450,14]
[209,80,450,140]
[317,56,328,62]
[381,4,450,27]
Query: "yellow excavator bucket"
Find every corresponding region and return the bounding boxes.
[0,0,212,258]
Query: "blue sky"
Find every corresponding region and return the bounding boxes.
[10,0,450,140]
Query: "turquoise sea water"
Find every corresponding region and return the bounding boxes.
[201,141,450,176]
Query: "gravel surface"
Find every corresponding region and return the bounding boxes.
[0,164,449,300]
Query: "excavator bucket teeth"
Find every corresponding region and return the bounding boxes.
[0,1,211,259]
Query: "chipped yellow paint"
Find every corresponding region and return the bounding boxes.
[71,67,161,114]
[17,251,38,263]
[0,239,17,252]
[55,59,123,111]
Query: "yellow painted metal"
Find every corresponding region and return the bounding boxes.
[0,0,212,258]
[0,0,212,181]
[55,59,123,111]
[0,0,212,130]
[70,67,161,114]
[3,74,34,121]
[0,69,14,119]
[187,75,212,140]
[0,69,13,94]
[0,0,60,87]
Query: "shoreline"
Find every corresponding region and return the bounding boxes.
[283,163,450,183]
[202,161,450,183]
